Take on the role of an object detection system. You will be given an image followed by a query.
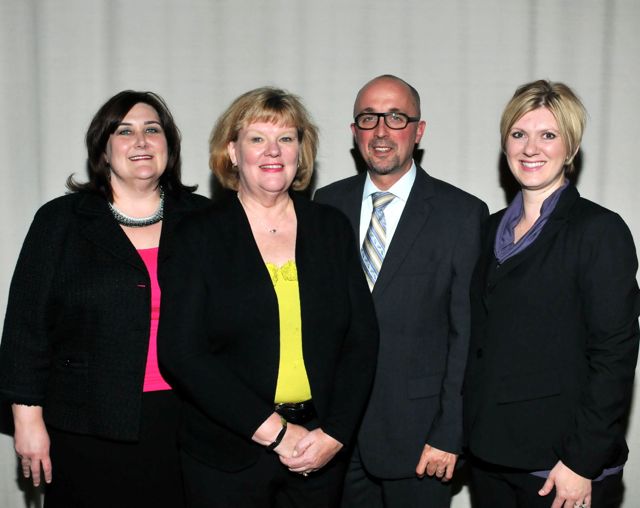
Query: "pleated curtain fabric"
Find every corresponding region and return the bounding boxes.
[3,3,640,507]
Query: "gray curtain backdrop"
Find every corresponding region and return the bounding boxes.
[1,0,638,506]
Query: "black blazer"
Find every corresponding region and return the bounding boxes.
[315,167,488,478]
[0,190,210,441]
[463,184,640,479]
[157,193,379,472]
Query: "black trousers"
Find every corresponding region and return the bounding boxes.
[469,458,624,508]
[44,390,184,508]
[340,445,452,508]
[181,447,348,508]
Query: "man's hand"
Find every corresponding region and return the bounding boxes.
[415,443,457,482]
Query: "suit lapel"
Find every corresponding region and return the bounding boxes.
[76,193,147,272]
[293,194,316,342]
[486,184,579,285]
[230,193,281,306]
[341,175,366,237]
[158,192,206,263]
[373,168,435,297]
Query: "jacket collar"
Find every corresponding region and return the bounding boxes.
[372,167,436,297]
[486,183,580,283]
[74,190,200,271]
[340,174,368,235]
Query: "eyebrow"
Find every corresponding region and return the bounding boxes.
[117,120,162,126]
[244,127,297,134]
[511,126,560,131]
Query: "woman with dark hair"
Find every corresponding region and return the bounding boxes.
[463,80,640,508]
[0,90,209,507]
[158,87,378,507]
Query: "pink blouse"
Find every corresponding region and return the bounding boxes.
[138,247,172,392]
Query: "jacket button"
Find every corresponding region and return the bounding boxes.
[476,348,483,359]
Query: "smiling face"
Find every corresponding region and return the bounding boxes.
[505,107,570,195]
[351,77,426,188]
[228,122,300,198]
[105,102,168,190]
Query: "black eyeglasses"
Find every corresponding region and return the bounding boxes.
[354,112,420,130]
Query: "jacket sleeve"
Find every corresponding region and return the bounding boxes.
[0,204,66,405]
[425,199,489,454]
[556,212,640,478]
[317,212,379,446]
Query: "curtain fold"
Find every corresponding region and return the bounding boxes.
[1,1,638,506]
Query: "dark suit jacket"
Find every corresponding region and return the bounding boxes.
[157,192,379,472]
[0,190,209,441]
[315,167,488,478]
[463,184,640,479]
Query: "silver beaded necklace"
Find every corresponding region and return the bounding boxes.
[108,188,164,227]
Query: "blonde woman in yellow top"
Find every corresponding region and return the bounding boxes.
[159,87,379,508]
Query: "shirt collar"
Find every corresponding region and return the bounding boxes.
[362,161,417,203]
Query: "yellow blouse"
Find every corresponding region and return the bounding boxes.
[266,260,312,403]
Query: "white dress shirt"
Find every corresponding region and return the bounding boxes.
[359,162,417,248]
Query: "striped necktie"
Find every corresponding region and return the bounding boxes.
[361,192,395,290]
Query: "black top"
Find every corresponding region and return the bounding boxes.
[157,192,379,472]
[464,184,640,478]
[0,190,210,441]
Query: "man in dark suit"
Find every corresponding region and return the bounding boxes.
[315,75,488,507]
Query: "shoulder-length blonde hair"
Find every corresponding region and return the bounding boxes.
[500,80,587,174]
[209,87,319,191]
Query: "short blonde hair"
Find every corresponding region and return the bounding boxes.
[500,80,587,173]
[209,87,319,191]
